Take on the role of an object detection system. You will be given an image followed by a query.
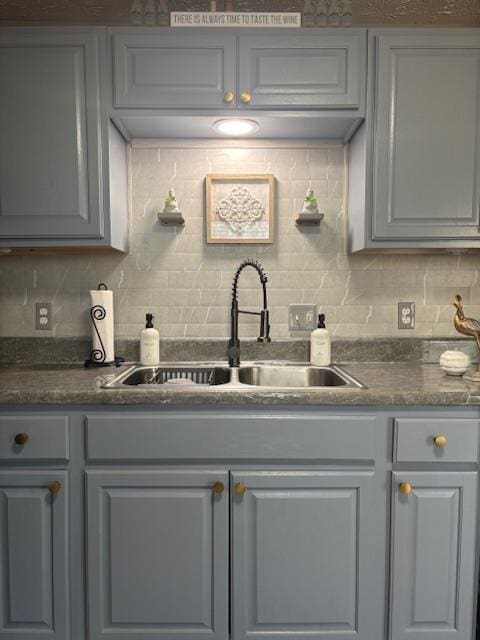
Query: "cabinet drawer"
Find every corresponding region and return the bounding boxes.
[395,418,479,463]
[86,413,376,462]
[0,416,69,462]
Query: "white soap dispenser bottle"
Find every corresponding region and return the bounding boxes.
[310,313,331,366]
[140,313,160,366]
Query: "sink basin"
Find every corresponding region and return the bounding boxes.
[102,363,365,390]
[104,365,231,387]
[237,365,363,389]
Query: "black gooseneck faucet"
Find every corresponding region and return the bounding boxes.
[228,259,271,367]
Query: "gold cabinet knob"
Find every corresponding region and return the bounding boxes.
[399,482,412,495]
[14,433,29,445]
[48,481,62,495]
[434,435,447,448]
[234,482,247,496]
[213,481,225,494]
[223,91,235,104]
[240,91,252,104]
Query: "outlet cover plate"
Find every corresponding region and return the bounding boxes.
[289,304,318,332]
[398,302,415,330]
[36,302,52,330]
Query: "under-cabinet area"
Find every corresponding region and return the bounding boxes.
[1,26,480,253]
[0,406,478,640]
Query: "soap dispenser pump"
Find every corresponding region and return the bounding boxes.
[140,313,160,366]
[310,313,331,366]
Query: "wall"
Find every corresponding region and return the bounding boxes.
[1,0,479,26]
[0,140,479,340]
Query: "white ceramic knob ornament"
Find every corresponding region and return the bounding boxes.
[439,350,471,376]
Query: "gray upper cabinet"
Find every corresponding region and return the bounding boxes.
[232,471,375,640]
[390,472,477,640]
[86,470,229,640]
[373,33,480,242]
[0,471,68,640]
[110,28,366,112]
[238,32,365,110]
[0,28,128,252]
[112,30,237,108]
[348,30,480,252]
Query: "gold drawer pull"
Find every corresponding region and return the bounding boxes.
[240,91,252,104]
[434,435,447,448]
[399,482,412,495]
[234,482,247,496]
[223,91,235,103]
[14,433,29,445]
[48,481,62,495]
[213,481,225,494]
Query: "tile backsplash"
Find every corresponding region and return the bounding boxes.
[0,141,479,339]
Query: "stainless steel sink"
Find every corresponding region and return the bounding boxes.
[102,363,365,390]
[236,364,364,389]
[103,365,232,388]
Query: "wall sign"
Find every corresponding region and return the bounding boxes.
[171,12,301,27]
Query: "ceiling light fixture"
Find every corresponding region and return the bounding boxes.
[212,118,260,136]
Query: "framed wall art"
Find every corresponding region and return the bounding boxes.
[205,174,275,244]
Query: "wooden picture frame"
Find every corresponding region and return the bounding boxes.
[205,174,275,244]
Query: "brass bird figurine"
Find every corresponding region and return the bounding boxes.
[453,294,480,381]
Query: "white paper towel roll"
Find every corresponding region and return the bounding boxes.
[90,285,115,363]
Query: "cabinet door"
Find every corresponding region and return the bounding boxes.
[0,471,69,640]
[87,470,229,640]
[372,33,480,241]
[238,32,365,109]
[0,29,104,240]
[232,471,375,640]
[112,30,236,109]
[391,472,477,640]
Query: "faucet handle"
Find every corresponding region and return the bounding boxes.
[258,309,271,343]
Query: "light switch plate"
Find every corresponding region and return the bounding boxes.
[36,302,52,330]
[398,302,415,330]
[289,304,318,332]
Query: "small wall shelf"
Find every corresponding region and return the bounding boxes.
[157,212,185,227]
[296,212,324,227]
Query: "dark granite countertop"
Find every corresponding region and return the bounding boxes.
[1,361,480,406]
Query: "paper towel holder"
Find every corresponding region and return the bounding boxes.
[84,283,124,369]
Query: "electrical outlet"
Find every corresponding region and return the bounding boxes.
[35,302,52,330]
[398,302,415,330]
[289,304,318,332]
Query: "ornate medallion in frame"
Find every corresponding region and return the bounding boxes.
[205,174,275,244]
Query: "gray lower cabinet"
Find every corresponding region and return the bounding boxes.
[231,471,375,640]
[390,472,478,640]
[0,471,69,640]
[86,470,229,640]
[0,28,128,252]
[348,29,480,252]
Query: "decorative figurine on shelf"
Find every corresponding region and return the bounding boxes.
[328,0,342,25]
[130,0,144,25]
[296,188,325,227]
[453,294,480,381]
[157,0,169,24]
[210,0,217,11]
[302,188,320,215]
[144,0,156,25]
[315,0,328,25]
[302,0,315,26]
[340,0,353,25]
[158,188,185,226]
